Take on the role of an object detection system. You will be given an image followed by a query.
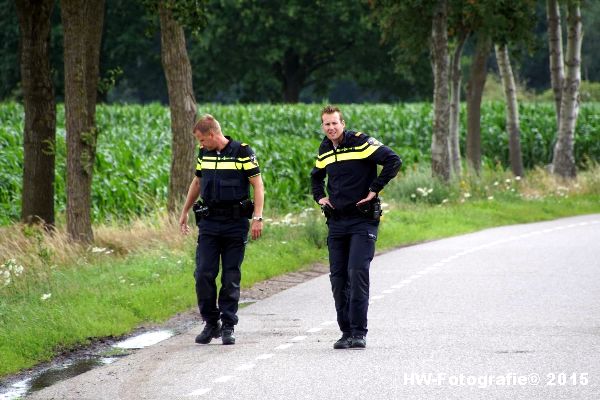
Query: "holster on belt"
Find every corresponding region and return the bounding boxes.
[356,197,382,221]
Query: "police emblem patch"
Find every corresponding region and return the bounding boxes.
[250,153,259,166]
[367,137,382,146]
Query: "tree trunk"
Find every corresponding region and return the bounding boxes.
[62,0,105,243]
[159,1,197,214]
[495,43,524,177]
[430,0,451,183]
[449,31,468,177]
[552,1,582,179]
[15,0,56,227]
[466,33,490,175]
[546,0,564,126]
[279,49,306,103]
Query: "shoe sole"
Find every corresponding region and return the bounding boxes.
[333,343,351,349]
[195,331,222,344]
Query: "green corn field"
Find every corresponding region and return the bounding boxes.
[1,102,599,224]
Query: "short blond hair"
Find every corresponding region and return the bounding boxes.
[321,105,343,123]
[194,114,221,135]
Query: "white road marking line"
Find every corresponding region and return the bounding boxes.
[256,353,274,360]
[408,274,422,280]
[214,375,234,383]
[321,320,336,326]
[291,335,307,342]
[391,284,404,289]
[235,363,256,371]
[382,290,394,294]
[275,343,293,350]
[371,295,384,300]
[578,222,588,226]
[307,327,322,333]
[187,388,211,396]
[400,279,412,284]
[434,262,445,267]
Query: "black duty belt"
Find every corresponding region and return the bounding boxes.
[193,199,254,223]
[321,198,382,221]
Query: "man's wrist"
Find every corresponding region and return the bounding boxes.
[252,215,263,222]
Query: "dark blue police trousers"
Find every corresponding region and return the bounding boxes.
[327,217,378,336]
[195,218,249,326]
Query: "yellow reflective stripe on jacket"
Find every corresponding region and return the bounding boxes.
[200,160,240,170]
[196,157,202,171]
[314,142,379,169]
[199,159,258,171]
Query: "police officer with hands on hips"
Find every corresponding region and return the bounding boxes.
[179,114,264,345]
[311,105,401,349]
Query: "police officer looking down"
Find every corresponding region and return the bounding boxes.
[311,105,401,349]
[179,114,264,345]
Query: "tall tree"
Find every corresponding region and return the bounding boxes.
[552,0,583,178]
[495,43,524,177]
[370,0,452,182]
[158,1,197,214]
[465,33,491,174]
[193,0,384,103]
[449,29,469,176]
[61,0,104,242]
[546,0,564,125]
[430,0,451,182]
[15,0,56,227]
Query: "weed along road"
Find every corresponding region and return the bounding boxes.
[27,215,600,400]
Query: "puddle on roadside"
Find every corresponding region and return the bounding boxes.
[113,330,173,349]
[0,330,173,399]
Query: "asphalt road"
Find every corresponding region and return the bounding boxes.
[27,214,600,400]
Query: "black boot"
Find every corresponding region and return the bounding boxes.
[221,324,236,345]
[350,335,366,349]
[333,333,352,349]
[195,321,222,344]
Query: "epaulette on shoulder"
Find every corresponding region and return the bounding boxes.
[354,132,364,137]
[241,142,248,146]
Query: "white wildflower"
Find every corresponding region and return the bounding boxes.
[493,181,499,186]
[91,247,107,253]
[410,194,416,199]
[13,265,24,276]
[463,193,471,198]
[41,293,52,301]
[152,273,160,279]
[505,178,511,184]
[281,241,288,244]
[487,196,494,200]
[515,176,522,181]
[441,199,449,204]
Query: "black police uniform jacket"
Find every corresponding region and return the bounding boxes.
[310,130,401,210]
[195,137,260,205]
